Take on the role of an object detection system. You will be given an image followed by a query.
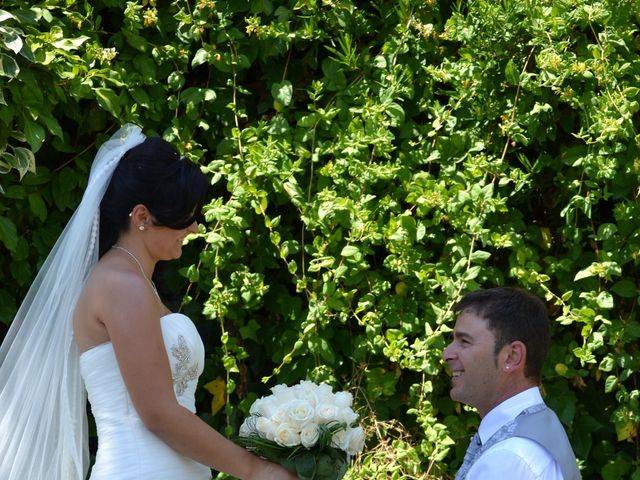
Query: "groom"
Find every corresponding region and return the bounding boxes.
[443,287,581,479]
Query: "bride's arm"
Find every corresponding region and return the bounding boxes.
[100,273,295,480]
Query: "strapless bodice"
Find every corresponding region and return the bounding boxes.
[80,313,211,479]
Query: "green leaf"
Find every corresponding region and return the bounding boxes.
[38,111,63,139]
[191,48,210,67]
[373,55,387,68]
[595,223,617,240]
[386,102,405,126]
[297,112,319,128]
[294,452,316,480]
[505,59,519,84]
[611,280,636,298]
[222,354,239,373]
[0,10,16,23]
[321,58,347,91]
[595,291,614,309]
[0,215,17,251]
[287,259,297,273]
[574,267,593,281]
[268,116,289,135]
[315,452,335,477]
[271,80,293,107]
[11,147,36,179]
[168,71,185,90]
[28,194,47,222]
[283,177,303,201]
[239,319,260,341]
[463,265,481,281]
[626,322,640,339]
[51,167,77,211]
[340,245,359,257]
[470,250,491,262]
[93,88,121,116]
[133,54,157,80]
[598,355,614,372]
[24,120,45,152]
[52,36,90,51]
[10,258,32,286]
[131,87,151,108]
[602,451,632,477]
[1,26,23,54]
[0,52,19,78]
[181,87,216,105]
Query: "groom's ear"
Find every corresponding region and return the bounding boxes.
[500,340,526,374]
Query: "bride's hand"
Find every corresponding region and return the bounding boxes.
[248,458,298,480]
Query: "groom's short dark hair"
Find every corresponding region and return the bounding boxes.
[455,287,550,381]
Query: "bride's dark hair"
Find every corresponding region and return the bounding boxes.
[98,136,209,257]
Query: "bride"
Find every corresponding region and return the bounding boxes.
[0,124,297,480]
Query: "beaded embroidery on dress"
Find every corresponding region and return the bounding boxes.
[79,313,211,480]
[171,335,201,396]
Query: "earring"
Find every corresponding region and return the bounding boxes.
[138,224,145,231]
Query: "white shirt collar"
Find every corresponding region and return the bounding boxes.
[478,386,543,443]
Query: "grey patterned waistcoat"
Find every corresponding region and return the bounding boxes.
[457,403,581,480]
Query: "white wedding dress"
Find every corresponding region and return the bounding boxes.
[79,313,212,479]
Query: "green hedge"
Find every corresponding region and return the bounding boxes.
[1,0,639,478]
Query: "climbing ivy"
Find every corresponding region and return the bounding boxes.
[1,0,638,478]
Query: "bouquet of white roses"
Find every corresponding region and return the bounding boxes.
[236,380,365,480]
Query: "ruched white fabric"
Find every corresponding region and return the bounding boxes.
[80,313,211,480]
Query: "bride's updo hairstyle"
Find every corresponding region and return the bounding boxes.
[99,136,209,257]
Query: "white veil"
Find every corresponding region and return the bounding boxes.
[0,124,146,480]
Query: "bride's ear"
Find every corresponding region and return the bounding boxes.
[129,204,151,231]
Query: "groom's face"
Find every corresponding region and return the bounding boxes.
[443,310,505,417]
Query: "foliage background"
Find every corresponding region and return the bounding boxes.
[1,0,639,478]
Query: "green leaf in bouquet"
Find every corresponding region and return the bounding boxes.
[280,456,297,474]
[317,421,346,450]
[328,448,348,479]
[234,434,289,464]
[335,456,348,479]
[294,451,316,480]
[315,452,334,478]
[311,448,349,480]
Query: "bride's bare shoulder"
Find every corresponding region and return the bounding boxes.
[79,256,153,312]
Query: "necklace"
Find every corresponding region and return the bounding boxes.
[112,245,160,301]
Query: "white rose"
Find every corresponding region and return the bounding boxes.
[249,397,265,415]
[314,384,336,407]
[299,422,320,448]
[239,419,252,437]
[315,382,334,398]
[343,426,365,455]
[315,404,340,423]
[286,399,315,426]
[274,422,301,447]
[271,384,297,403]
[250,397,279,418]
[333,391,353,408]
[331,428,347,450]
[338,407,359,426]
[255,416,278,442]
[272,406,288,425]
[296,381,320,407]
